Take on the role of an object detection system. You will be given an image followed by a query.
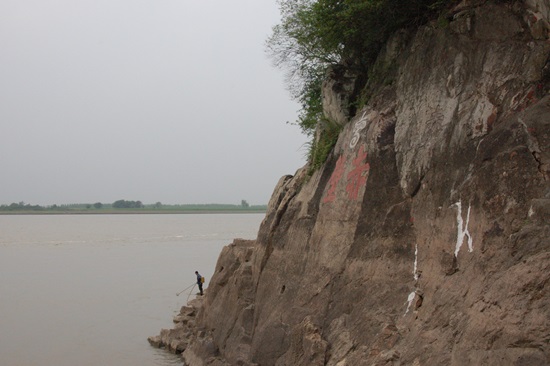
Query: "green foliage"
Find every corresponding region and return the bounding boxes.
[307,118,343,174]
[267,0,330,137]
[296,75,324,136]
[268,0,422,70]
[268,0,451,168]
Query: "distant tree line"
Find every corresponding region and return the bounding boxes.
[0,200,266,212]
[112,200,144,209]
[0,202,46,211]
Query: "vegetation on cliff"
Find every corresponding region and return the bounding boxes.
[267,0,452,167]
[152,2,550,364]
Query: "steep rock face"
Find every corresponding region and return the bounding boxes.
[152,2,550,365]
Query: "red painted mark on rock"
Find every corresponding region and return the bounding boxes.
[323,145,371,203]
[345,145,371,201]
[322,155,346,203]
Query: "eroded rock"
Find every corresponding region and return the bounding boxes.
[150,2,550,365]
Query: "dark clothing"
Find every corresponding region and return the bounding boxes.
[196,273,203,295]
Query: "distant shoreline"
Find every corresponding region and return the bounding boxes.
[0,209,267,215]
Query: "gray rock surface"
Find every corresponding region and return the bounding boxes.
[149,1,550,365]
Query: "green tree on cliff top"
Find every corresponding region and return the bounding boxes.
[267,0,450,137]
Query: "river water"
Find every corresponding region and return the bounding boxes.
[0,213,264,366]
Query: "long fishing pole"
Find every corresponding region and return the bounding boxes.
[186,284,197,303]
[176,283,195,296]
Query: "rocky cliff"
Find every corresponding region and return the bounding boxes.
[149,1,550,365]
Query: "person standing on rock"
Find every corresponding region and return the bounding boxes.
[195,271,204,295]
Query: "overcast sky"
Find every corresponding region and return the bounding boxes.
[0,0,308,206]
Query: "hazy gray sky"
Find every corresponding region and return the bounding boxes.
[0,0,308,206]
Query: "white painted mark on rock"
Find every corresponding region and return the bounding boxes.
[404,243,420,316]
[349,111,368,149]
[453,201,473,257]
[413,243,419,281]
[404,291,416,315]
